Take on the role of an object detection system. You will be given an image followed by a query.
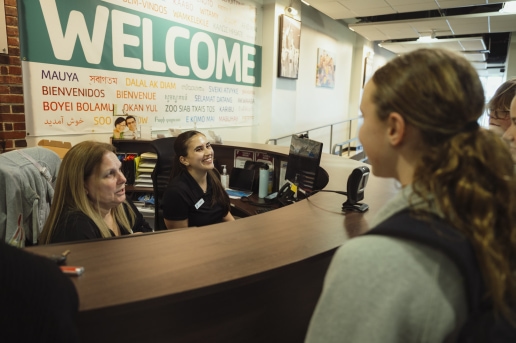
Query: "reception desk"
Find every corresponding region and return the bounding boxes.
[26,141,399,343]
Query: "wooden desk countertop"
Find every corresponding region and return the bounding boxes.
[25,142,399,342]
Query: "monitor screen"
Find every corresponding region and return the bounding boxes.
[285,135,323,192]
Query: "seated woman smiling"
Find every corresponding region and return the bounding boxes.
[161,130,234,229]
[39,141,152,244]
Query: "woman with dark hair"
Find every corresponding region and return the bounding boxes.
[306,49,516,342]
[161,130,234,229]
[113,117,126,139]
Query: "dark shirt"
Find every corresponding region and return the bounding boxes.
[162,171,229,227]
[0,242,79,342]
[50,200,152,244]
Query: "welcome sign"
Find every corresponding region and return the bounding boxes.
[18,0,262,136]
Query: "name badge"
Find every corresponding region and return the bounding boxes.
[194,198,205,210]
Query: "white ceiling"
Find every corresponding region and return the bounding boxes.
[347,9,516,41]
[306,0,516,21]
[303,0,516,70]
[379,36,487,59]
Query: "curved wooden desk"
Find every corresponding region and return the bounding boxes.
[26,142,399,343]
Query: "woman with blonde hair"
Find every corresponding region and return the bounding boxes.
[306,49,516,342]
[39,141,151,244]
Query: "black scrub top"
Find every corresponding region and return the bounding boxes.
[161,171,228,227]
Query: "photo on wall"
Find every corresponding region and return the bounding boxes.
[278,14,301,79]
[316,48,335,88]
[112,113,140,140]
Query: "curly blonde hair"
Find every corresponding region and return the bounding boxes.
[372,48,516,320]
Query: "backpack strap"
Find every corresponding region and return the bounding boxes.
[367,210,516,342]
[366,209,485,312]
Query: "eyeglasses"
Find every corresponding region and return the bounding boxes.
[488,110,510,120]
[126,120,136,125]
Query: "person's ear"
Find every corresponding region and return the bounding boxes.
[179,156,189,166]
[387,112,406,146]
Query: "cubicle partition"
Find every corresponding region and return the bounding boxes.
[25,142,399,342]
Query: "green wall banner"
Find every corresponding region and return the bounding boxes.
[19,0,262,136]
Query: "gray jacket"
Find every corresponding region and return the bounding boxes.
[0,147,61,246]
[305,185,467,343]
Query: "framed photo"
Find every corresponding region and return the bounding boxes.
[112,113,140,140]
[278,14,301,79]
[316,48,336,88]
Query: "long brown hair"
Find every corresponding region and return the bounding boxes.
[39,141,136,244]
[372,49,516,320]
[170,130,230,211]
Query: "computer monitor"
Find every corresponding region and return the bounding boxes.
[229,168,256,193]
[285,135,323,192]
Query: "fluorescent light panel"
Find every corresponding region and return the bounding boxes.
[417,36,438,42]
[500,2,516,13]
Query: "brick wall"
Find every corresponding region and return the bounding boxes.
[0,0,25,153]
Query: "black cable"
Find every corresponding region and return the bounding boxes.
[309,189,348,196]
[305,194,347,215]
[306,188,368,213]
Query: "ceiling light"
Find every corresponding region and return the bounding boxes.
[500,2,516,13]
[417,29,438,42]
[417,36,438,42]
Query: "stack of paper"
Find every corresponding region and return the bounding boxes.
[134,152,157,188]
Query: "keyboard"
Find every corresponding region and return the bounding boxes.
[255,207,274,214]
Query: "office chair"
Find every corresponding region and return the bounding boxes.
[150,137,176,231]
[314,167,329,190]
